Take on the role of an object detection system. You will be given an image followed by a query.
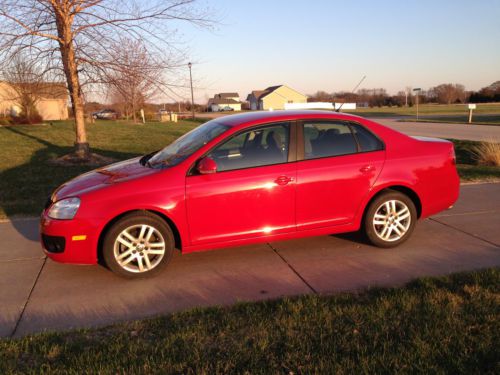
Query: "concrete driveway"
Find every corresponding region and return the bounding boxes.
[1,183,499,338]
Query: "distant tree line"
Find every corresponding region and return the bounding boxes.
[308,81,500,107]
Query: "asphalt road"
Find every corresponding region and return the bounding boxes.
[198,112,500,142]
[374,118,500,142]
[1,183,499,338]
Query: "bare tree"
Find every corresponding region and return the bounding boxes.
[105,39,163,123]
[430,83,466,104]
[0,0,212,160]
[0,55,49,121]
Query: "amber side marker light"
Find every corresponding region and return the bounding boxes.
[72,235,87,241]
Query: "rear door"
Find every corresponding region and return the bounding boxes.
[296,120,385,230]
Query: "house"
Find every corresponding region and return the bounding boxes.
[246,85,308,110]
[208,93,242,112]
[0,81,69,120]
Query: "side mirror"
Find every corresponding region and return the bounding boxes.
[197,156,217,174]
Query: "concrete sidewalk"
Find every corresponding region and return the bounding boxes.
[1,183,499,338]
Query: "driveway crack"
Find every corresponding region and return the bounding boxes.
[267,243,318,294]
[9,257,47,338]
[429,218,500,248]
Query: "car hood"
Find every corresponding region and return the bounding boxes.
[52,157,159,200]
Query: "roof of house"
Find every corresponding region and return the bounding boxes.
[247,89,269,101]
[217,92,239,98]
[211,98,241,105]
[247,85,308,102]
[0,81,67,100]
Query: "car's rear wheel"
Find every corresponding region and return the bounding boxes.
[363,191,417,248]
[102,212,174,278]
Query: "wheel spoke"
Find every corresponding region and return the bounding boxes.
[390,200,396,213]
[384,226,393,240]
[117,249,133,260]
[380,224,389,238]
[396,221,407,232]
[373,219,386,225]
[121,253,136,266]
[397,207,409,216]
[398,212,410,221]
[145,226,155,242]
[137,256,145,272]
[374,213,386,220]
[138,225,147,241]
[117,236,134,249]
[143,255,152,270]
[122,230,137,243]
[145,249,164,255]
[384,202,391,214]
[148,242,165,248]
[392,225,402,237]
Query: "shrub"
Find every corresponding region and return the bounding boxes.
[10,113,43,125]
[472,140,500,166]
[0,116,13,125]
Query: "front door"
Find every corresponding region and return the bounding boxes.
[186,122,296,246]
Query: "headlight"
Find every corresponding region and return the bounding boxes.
[47,197,81,220]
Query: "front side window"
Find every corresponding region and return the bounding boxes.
[208,123,290,172]
[148,121,230,168]
[303,121,357,159]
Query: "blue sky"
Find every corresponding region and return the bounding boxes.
[173,0,500,101]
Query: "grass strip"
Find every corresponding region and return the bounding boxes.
[1,268,498,374]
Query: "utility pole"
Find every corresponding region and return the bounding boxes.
[188,62,195,120]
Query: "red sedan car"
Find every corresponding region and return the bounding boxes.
[41,111,459,277]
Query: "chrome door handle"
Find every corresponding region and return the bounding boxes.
[360,165,375,173]
[274,176,293,186]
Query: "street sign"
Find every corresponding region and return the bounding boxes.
[468,104,476,109]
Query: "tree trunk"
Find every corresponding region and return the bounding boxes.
[54,8,90,160]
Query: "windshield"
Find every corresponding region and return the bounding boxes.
[147,121,230,168]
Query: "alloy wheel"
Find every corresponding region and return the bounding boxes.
[372,199,411,242]
[113,224,165,273]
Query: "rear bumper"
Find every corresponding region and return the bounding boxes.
[40,212,100,265]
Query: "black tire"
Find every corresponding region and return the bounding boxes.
[102,211,174,278]
[363,190,417,248]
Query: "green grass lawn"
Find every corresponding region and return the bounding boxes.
[1,268,498,373]
[0,120,498,219]
[399,115,500,126]
[0,120,199,219]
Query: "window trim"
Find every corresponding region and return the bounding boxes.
[188,120,297,176]
[297,119,385,162]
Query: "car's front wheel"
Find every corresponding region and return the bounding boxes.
[363,191,417,248]
[102,212,174,278]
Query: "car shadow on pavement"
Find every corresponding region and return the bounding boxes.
[332,231,372,246]
[0,126,139,242]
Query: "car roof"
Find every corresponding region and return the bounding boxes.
[213,110,364,127]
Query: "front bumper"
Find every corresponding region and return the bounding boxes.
[40,212,101,265]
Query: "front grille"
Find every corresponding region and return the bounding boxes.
[42,234,65,253]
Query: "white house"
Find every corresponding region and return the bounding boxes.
[208,93,242,112]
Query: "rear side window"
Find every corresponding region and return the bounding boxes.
[303,121,357,159]
[350,123,384,152]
